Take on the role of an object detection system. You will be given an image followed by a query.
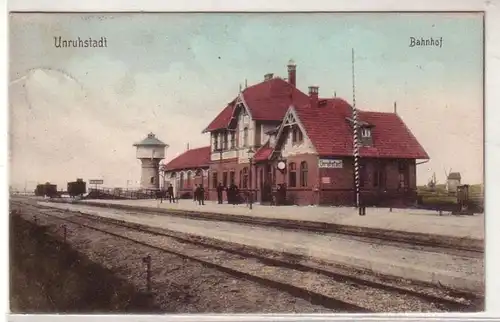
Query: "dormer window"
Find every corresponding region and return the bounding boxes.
[361,128,371,138]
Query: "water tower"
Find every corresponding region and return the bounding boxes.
[133,132,169,190]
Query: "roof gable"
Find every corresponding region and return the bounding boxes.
[242,77,309,121]
[203,77,309,133]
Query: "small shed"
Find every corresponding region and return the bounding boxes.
[446,172,462,193]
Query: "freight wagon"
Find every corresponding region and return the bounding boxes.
[34,182,58,198]
[67,178,87,197]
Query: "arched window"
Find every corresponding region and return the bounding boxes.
[300,161,308,187]
[195,169,202,177]
[242,167,249,189]
[187,171,192,187]
[180,172,184,189]
[150,177,155,184]
[170,172,176,179]
[243,127,249,147]
[288,162,297,187]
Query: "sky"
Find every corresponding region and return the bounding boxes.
[8,12,483,191]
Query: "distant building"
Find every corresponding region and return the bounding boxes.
[164,60,429,206]
[446,172,462,193]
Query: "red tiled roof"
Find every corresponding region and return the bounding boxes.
[165,146,211,171]
[203,78,309,133]
[203,101,235,133]
[294,98,429,159]
[254,145,273,161]
[242,77,310,121]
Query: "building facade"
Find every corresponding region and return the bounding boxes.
[165,60,429,206]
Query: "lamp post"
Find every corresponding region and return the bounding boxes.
[247,147,255,210]
[159,163,167,191]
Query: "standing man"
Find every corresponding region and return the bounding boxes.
[193,184,198,203]
[167,184,174,203]
[216,183,224,204]
[198,185,205,205]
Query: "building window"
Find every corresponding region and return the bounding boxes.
[361,128,371,138]
[150,177,155,184]
[223,171,228,187]
[398,160,408,189]
[187,171,192,188]
[230,132,236,149]
[212,172,218,189]
[359,161,367,188]
[374,164,386,188]
[243,127,249,147]
[223,132,228,150]
[292,126,304,144]
[180,172,184,189]
[242,167,249,189]
[300,161,308,187]
[213,135,219,151]
[229,171,235,185]
[195,169,202,177]
[288,162,297,187]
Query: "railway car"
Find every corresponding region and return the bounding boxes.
[67,178,87,197]
[35,182,58,198]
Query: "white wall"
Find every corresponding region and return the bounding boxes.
[136,146,165,159]
[281,127,316,158]
[260,123,277,146]
[210,150,238,161]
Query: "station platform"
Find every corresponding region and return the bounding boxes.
[78,198,484,240]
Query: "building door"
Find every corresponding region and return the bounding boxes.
[261,164,273,202]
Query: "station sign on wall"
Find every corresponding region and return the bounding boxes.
[318,159,343,169]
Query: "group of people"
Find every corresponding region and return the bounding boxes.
[160,181,288,206]
[191,184,206,205]
[216,182,241,205]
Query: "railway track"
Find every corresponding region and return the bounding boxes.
[11,200,483,312]
[45,199,484,255]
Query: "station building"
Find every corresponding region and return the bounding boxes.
[164,60,429,207]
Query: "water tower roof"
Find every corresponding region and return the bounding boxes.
[133,132,168,147]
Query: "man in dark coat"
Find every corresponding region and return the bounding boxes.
[198,185,205,205]
[193,184,198,202]
[167,184,174,203]
[227,184,233,204]
[216,183,224,204]
[231,183,239,205]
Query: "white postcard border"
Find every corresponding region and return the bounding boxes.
[2,0,499,321]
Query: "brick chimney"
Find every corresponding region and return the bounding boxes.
[287,59,296,87]
[264,73,274,81]
[308,86,319,108]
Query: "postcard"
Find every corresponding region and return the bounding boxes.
[8,12,484,314]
